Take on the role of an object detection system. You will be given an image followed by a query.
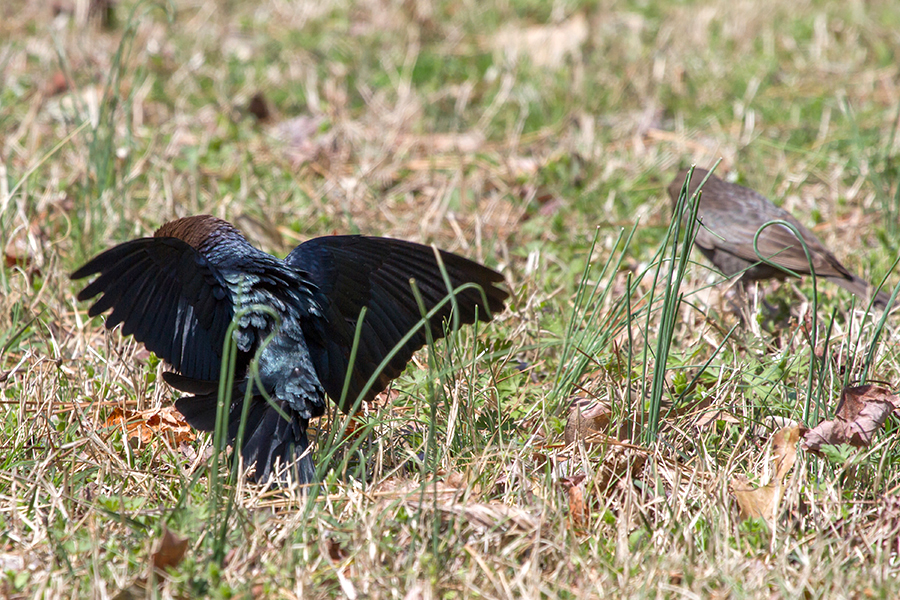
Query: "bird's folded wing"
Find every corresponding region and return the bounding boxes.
[671,168,854,280]
[72,237,235,381]
[285,236,508,411]
[721,218,852,279]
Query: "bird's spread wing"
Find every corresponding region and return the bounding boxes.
[72,237,235,381]
[286,236,508,411]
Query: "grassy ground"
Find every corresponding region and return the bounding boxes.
[3,0,900,597]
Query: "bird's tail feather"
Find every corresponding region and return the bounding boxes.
[168,372,315,484]
[831,274,893,311]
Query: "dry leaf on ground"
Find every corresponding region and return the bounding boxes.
[802,385,899,453]
[373,475,537,537]
[732,424,802,526]
[771,423,802,481]
[113,528,191,598]
[44,70,69,96]
[247,91,271,121]
[151,528,189,574]
[692,396,741,428]
[560,473,587,529]
[104,406,196,446]
[557,442,647,530]
[564,397,611,445]
[752,416,800,439]
[374,471,474,504]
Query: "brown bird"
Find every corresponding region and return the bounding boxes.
[72,215,509,484]
[668,168,891,308]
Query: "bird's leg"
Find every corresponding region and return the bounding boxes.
[723,278,752,322]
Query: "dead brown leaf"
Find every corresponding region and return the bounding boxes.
[564,397,611,445]
[372,472,470,504]
[592,444,647,492]
[247,91,272,121]
[732,475,779,523]
[104,406,196,446]
[555,442,647,531]
[694,403,741,428]
[372,388,400,406]
[151,528,189,574]
[325,537,348,562]
[772,423,802,480]
[802,385,899,453]
[45,70,70,96]
[431,502,539,533]
[731,424,801,526]
[4,252,34,271]
[752,416,800,439]
[4,227,41,278]
[111,580,147,600]
[560,473,587,529]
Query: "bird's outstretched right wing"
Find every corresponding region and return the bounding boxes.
[72,237,235,382]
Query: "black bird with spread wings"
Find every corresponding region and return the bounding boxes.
[72,215,508,483]
[668,168,891,308]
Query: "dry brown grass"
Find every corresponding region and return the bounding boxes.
[3,0,900,597]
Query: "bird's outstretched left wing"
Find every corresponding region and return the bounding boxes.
[286,236,508,411]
